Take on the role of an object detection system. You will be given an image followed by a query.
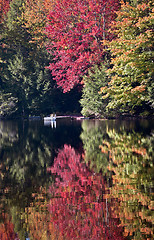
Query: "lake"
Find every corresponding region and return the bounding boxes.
[0,118,153,240]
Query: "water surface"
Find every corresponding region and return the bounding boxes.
[0,119,153,239]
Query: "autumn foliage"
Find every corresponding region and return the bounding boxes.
[48,144,124,239]
[45,0,119,92]
[23,0,54,45]
[100,129,154,240]
[100,0,154,114]
[0,0,11,23]
[0,214,19,240]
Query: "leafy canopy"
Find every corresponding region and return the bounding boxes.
[45,0,119,92]
[100,0,154,115]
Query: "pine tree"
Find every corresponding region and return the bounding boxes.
[80,64,109,118]
[0,92,17,118]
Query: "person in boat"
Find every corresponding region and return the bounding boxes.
[50,113,56,119]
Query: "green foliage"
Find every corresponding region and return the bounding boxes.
[0,92,18,118]
[104,126,154,239]
[80,120,109,174]
[80,64,109,118]
[0,0,81,118]
[0,121,52,185]
[101,0,154,116]
[6,0,24,30]
[5,0,32,57]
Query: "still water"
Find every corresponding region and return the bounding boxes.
[0,118,153,240]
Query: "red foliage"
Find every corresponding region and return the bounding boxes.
[45,0,119,92]
[0,214,19,240]
[0,0,11,23]
[48,145,124,239]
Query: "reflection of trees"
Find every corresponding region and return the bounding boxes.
[0,187,58,240]
[0,121,18,148]
[0,213,19,240]
[0,121,52,185]
[0,120,54,239]
[100,129,154,240]
[80,120,109,174]
[25,189,63,240]
[48,144,124,240]
[0,119,82,239]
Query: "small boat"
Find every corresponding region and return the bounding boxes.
[44,116,56,121]
[44,114,56,121]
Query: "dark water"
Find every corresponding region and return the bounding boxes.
[0,118,153,240]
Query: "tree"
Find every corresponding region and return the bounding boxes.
[100,0,154,116]
[80,64,109,117]
[45,0,119,92]
[0,0,11,64]
[0,92,18,118]
[0,0,11,23]
[23,0,54,46]
[1,0,83,118]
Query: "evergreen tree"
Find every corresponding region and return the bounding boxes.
[0,0,88,118]
[80,64,109,118]
[0,92,18,118]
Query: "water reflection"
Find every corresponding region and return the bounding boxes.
[48,144,124,240]
[100,127,154,240]
[0,121,19,147]
[0,119,153,239]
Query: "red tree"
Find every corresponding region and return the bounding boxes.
[45,0,119,92]
[0,0,11,23]
[48,145,125,239]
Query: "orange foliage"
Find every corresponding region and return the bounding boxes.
[0,214,19,240]
[26,189,63,240]
[23,0,55,46]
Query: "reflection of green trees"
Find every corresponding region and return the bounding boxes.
[1,128,52,185]
[0,121,19,148]
[0,120,53,239]
[0,119,82,239]
[101,128,154,240]
[80,120,109,174]
[80,119,141,174]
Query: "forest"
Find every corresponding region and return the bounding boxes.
[0,0,153,119]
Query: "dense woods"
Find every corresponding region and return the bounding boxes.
[0,0,153,118]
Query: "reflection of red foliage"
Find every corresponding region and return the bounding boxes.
[0,214,19,240]
[48,145,124,239]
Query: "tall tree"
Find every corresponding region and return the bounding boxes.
[100,0,154,116]
[80,64,109,118]
[45,0,119,92]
